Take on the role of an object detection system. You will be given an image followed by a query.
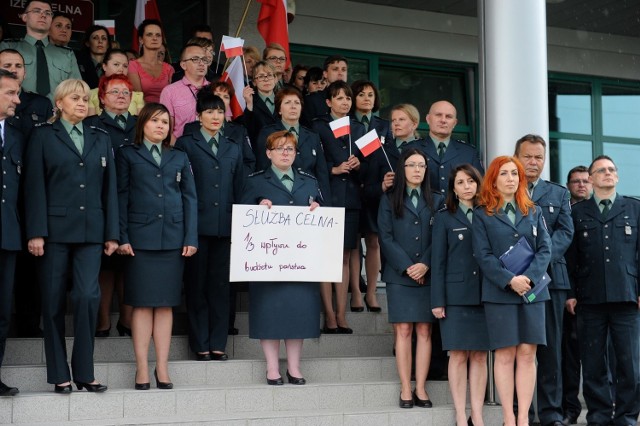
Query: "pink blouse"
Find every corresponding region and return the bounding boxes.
[129,60,174,103]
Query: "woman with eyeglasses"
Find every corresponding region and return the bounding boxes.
[128,19,174,103]
[431,164,488,426]
[88,49,145,116]
[242,61,279,149]
[472,156,551,426]
[241,130,322,385]
[378,148,443,408]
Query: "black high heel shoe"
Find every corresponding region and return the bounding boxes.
[116,321,132,337]
[412,390,432,408]
[364,296,382,313]
[154,369,173,389]
[95,325,110,337]
[286,370,306,385]
[54,383,72,394]
[266,374,283,385]
[75,381,107,392]
[134,370,150,390]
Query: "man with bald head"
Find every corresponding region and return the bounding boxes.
[411,100,484,194]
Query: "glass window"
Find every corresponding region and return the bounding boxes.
[602,86,640,139]
[548,81,592,135]
[603,141,640,196]
[549,138,593,184]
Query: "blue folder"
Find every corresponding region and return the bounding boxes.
[499,236,551,303]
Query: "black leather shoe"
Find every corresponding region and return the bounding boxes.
[468,417,474,426]
[0,381,19,396]
[94,327,110,338]
[266,375,283,386]
[399,392,414,408]
[561,416,578,426]
[286,370,306,385]
[364,297,382,313]
[135,382,150,390]
[54,383,72,394]
[321,325,339,334]
[75,381,107,392]
[412,390,432,408]
[195,352,212,361]
[228,327,239,335]
[116,321,132,337]
[211,352,229,361]
[336,326,353,334]
[350,305,364,312]
[154,369,173,389]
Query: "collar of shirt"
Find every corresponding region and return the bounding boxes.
[106,110,129,122]
[330,113,347,122]
[181,75,208,90]
[24,34,49,47]
[459,202,473,216]
[593,193,616,210]
[271,165,293,182]
[406,186,421,198]
[143,139,161,152]
[432,136,451,148]
[60,118,82,136]
[355,111,372,123]
[258,92,275,105]
[282,121,299,135]
[529,178,540,190]
[200,128,219,144]
[502,200,516,211]
[396,136,416,148]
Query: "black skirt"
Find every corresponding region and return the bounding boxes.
[124,249,184,307]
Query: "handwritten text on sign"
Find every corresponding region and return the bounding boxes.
[230,205,345,282]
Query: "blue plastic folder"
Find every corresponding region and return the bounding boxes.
[499,236,551,303]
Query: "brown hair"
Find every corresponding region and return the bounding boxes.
[134,103,173,147]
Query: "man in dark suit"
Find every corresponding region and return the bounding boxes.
[301,55,348,127]
[411,100,484,195]
[0,70,23,396]
[515,134,574,426]
[565,155,640,426]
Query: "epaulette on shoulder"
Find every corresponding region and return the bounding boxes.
[171,144,185,152]
[119,143,135,149]
[545,180,567,190]
[56,45,75,51]
[89,125,109,134]
[34,121,52,127]
[623,195,640,203]
[248,170,266,178]
[1,38,22,44]
[299,170,317,180]
[437,205,447,213]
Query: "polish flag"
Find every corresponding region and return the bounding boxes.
[355,129,382,157]
[329,116,350,139]
[221,35,244,58]
[220,56,247,119]
[257,0,290,68]
[132,0,161,52]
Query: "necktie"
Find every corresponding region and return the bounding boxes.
[600,199,612,219]
[398,141,407,152]
[115,115,127,129]
[70,126,83,154]
[361,115,369,132]
[410,189,419,208]
[35,40,50,96]
[437,142,446,160]
[209,136,219,155]
[151,144,161,165]
[281,174,293,191]
[504,203,516,224]
[528,182,535,198]
[466,208,473,224]
[265,97,274,114]
[288,127,297,137]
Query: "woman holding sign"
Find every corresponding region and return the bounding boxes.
[471,156,551,426]
[241,130,322,386]
[377,148,444,409]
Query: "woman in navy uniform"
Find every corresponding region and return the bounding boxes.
[378,148,444,409]
[241,130,322,386]
[115,103,197,390]
[312,81,365,333]
[175,92,243,361]
[241,61,279,148]
[471,156,551,426]
[24,79,119,394]
[431,164,488,426]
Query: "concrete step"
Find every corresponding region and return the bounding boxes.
[0,380,504,425]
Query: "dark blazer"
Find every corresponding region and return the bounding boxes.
[301,89,329,127]
[115,143,197,250]
[183,120,256,175]
[11,90,53,139]
[256,122,331,204]
[565,194,640,304]
[377,190,444,287]
[351,114,393,144]
[410,136,484,194]
[363,139,408,213]
[174,131,244,237]
[531,180,574,290]
[0,119,25,251]
[243,93,279,148]
[75,50,101,89]
[241,167,322,207]
[85,111,137,151]
[24,121,119,243]
[312,114,365,209]
[431,208,482,307]
[472,204,552,304]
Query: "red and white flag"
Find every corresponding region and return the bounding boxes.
[221,35,244,58]
[355,129,382,157]
[329,116,350,139]
[132,0,161,52]
[257,0,290,68]
[220,56,247,119]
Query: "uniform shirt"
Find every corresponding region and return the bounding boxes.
[593,193,616,212]
[159,76,208,139]
[270,165,294,191]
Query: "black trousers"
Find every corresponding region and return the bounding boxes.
[0,250,17,368]
[561,308,582,420]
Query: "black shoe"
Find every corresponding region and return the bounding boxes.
[412,390,432,408]
[54,383,72,394]
[135,382,150,390]
[75,381,107,392]
[16,327,44,338]
[116,321,132,337]
[286,370,306,385]
[321,325,339,334]
[399,392,414,408]
[195,352,212,361]
[228,327,239,335]
[154,369,173,389]
[562,416,578,425]
[211,352,229,361]
[266,375,283,385]
[0,381,19,396]
[336,326,353,334]
[350,305,364,312]
[364,296,382,313]
[94,326,110,337]
[468,417,474,426]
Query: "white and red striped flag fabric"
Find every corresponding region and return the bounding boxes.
[220,35,244,58]
[132,0,161,52]
[220,56,247,119]
[354,129,382,157]
[257,0,290,68]
[329,116,350,139]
